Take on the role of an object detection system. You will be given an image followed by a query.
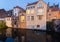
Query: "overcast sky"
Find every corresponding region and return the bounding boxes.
[0,0,60,11]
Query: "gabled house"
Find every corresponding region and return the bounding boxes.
[12,6,26,28]
[0,9,6,21]
[26,0,47,30]
[5,10,12,27]
[47,4,60,21]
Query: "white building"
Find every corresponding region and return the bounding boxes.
[12,6,25,28]
[13,6,25,17]
[26,0,47,30]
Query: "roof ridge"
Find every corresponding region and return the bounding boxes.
[27,1,38,6]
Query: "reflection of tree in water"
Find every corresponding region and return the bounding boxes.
[47,19,60,42]
[0,34,6,42]
[12,29,19,38]
[12,28,22,42]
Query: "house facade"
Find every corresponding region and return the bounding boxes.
[26,0,47,30]
[47,4,60,21]
[18,12,26,29]
[12,6,26,28]
[5,10,13,27]
[3,0,60,30]
[5,16,12,27]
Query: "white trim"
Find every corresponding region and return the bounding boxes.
[0,18,5,20]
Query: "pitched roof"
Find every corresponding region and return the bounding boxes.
[0,9,13,18]
[14,6,25,11]
[27,1,38,6]
[6,10,13,17]
[0,9,7,18]
[49,4,59,11]
[49,5,59,8]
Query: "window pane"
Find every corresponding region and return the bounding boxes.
[48,14,51,16]
[27,7,30,9]
[38,4,42,8]
[31,16,34,20]
[21,16,25,22]
[37,25,40,28]
[31,9,34,14]
[38,15,42,20]
[26,10,30,14]
[31,6,35,9]
[27,16,30,21]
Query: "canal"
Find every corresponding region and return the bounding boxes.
[0,28,60,42]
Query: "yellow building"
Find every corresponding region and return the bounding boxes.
[19,13,26,29]
[26,0,47,30]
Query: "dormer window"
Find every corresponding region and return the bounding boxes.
[27,5,35,9]
[27,7,30,9]
[31,6,35,9]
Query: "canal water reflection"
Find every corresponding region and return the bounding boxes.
[0,28,60,42]
[47,31,60,42]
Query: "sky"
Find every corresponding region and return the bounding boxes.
[0,0,60,11]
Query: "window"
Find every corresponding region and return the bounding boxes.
[8,14,10,16]
[48,14,51,16]
[27,7,30,9]
[27,6,35,9]
[31,16,34,20]
[26,10,30,14]
[38,3,42,8]
[38,15,42,20]
[15,13,16,16]
[7,18,10,20]
[21,16,25,22]
[14,20,17,25]
[27,16,30,21]
[32,6,35,8]
[31,6,35,9]
[37,9,44,13]
[37,25,40,28]
[31,9,34,14]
